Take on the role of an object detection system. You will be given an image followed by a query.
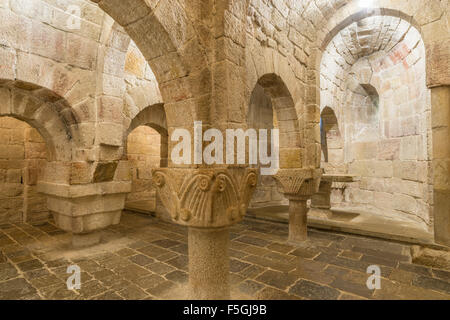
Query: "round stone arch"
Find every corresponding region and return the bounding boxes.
[304,3,429,155]
[320,106,343,166]
[309,3,431,165]
[248,73,302,170]
[0,80,75,162]
[0,80,77,227]
[125,103,169,168]
[124,103,169,217]
[309,3,445,241]
[92,0,208,105]
[307,3,427,104]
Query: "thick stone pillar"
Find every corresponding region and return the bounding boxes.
[189,227,230,299]
[152,168,258,299]
[288,198,309,242]
[38,181,131,246]
[274,169,322,244]
[427,38,450,247]
[431,86,450,247]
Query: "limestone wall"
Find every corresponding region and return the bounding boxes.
[125,126,161,212]
[0,117,47,224]
[248,84,288,208]
[320,18,433,229]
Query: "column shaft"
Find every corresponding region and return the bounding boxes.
[188,227,230,300]
[289,199,308,243]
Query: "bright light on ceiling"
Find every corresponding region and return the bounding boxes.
[359,0,374,7]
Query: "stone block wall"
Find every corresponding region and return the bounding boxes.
[0,116,48,224]
[248,84,288,208]
[320,17,433,229]
[125,126,161,212]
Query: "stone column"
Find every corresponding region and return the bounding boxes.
[288,198,309,242]
[426,39,450,247]
[152,168,258,299]
[37,161,131,248]
[38,180,131,248]
[431,86,450,247]
[188,227,230,299]
[274,169,322,244]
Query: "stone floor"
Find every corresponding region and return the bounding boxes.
[0,211,449,300]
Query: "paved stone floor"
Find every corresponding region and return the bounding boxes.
[0,211,449,300]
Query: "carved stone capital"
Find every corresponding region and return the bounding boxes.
[274,168,322,201]
[151,168,258,228]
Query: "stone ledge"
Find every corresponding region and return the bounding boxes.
[37,181,131,198]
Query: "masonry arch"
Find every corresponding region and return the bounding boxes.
[124,103,169,218]
[93,0,211,126]
[125,103,169,165]
[247,73,302,208]
[313,8,434,232]
[254,74,301,153]
[0,80,78,225]
[320,107,343,171]
[0,81,75,162]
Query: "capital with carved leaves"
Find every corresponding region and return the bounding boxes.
[151,167,258,228]
[273,168,323,243]
[273,168,323,200]
[151,167,258,300]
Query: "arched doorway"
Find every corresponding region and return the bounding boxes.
[125,123,168,219]
[320,107,344,173]
[247,83,287,209]
[317,14,433,238]
[0,116,49,225]
[246,74,302,222]
[124,103,169,220]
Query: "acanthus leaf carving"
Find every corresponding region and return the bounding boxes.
[151,168,258,228]
[274,168,323,200]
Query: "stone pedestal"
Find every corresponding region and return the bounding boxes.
[189,227,230,299]
[274,169,322,243]
[288,199,309,243]
[310,174,358,218]
[152,167,258,299]
[38,181,131,247]
[311,181,332,210]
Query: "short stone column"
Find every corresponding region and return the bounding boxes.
[274,169,322,244]
[152,168,258,299]
[38,181,131,248]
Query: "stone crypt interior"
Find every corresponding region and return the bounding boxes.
[0,0,449,300]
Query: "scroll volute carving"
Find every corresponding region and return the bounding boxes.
[152,168,258,228]
[274,169,323,200]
